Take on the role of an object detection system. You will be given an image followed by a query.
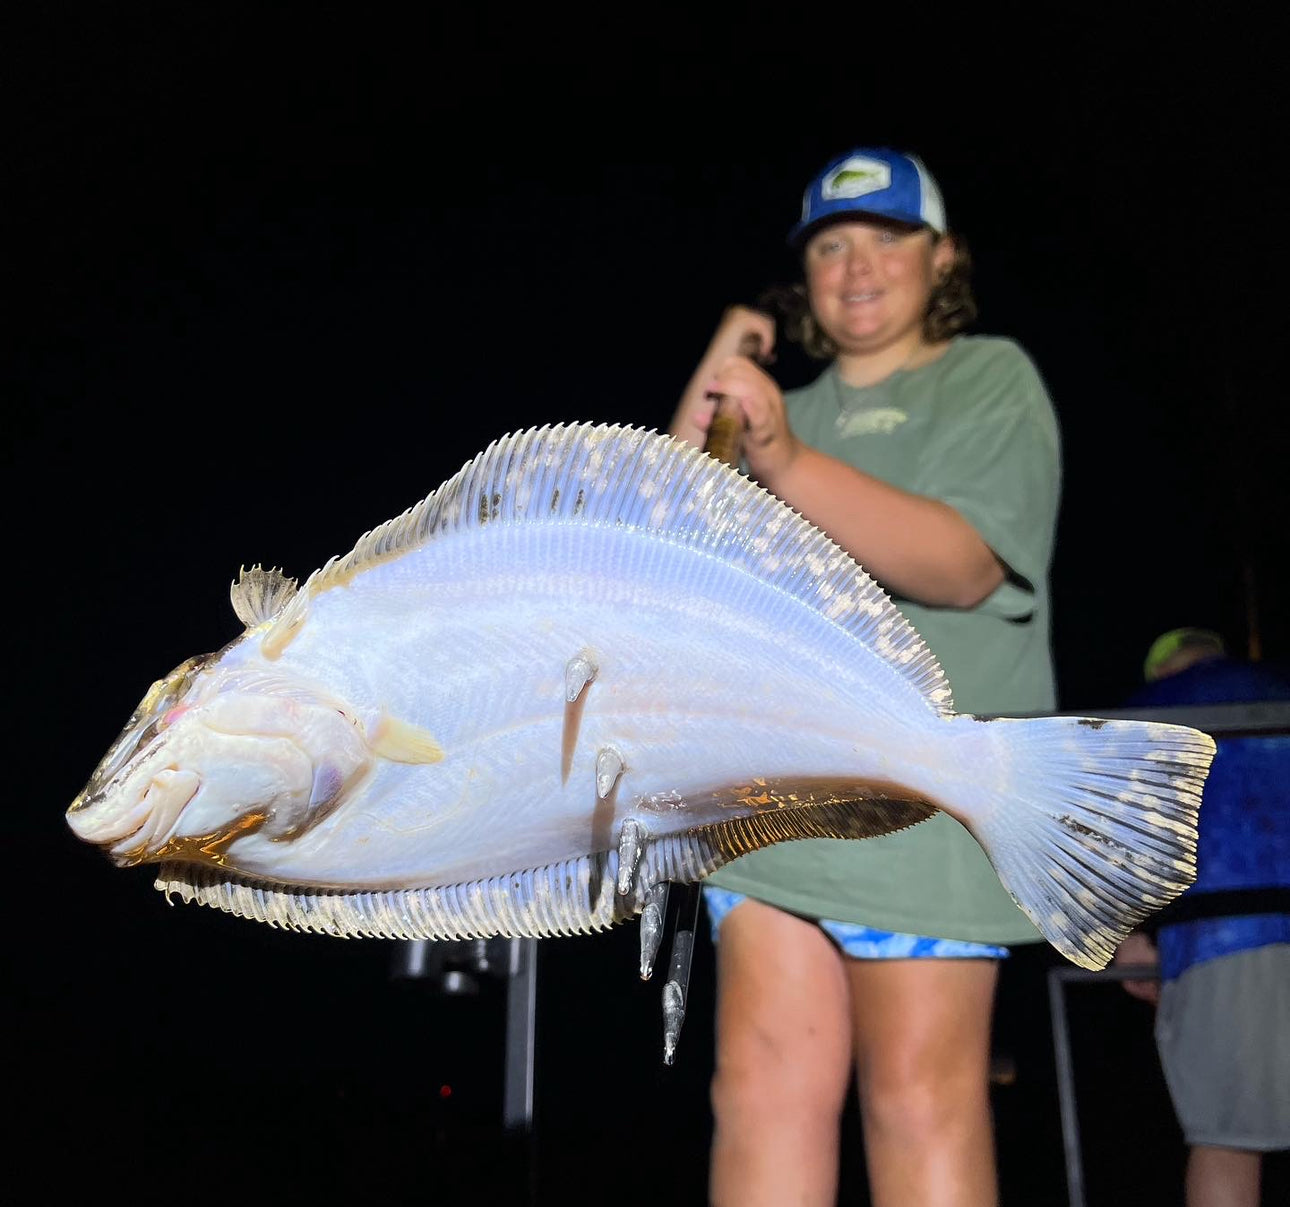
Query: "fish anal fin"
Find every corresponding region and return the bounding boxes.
[155,854,634,941]
[150,780,941,943]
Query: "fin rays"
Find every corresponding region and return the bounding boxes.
[152,793,938,940]
[264,423,953,718]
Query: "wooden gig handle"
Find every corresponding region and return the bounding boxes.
[704,399,745,469]
[659,322,766,1065]
[703,330,766,467]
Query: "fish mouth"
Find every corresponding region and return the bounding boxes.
[69,654,212,814]
[67,653,214,856]
[66,790,152,846]
[67,763,201,859]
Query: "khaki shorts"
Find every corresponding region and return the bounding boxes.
[1155,943,1290,1151]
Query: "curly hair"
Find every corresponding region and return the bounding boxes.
[759,233,978,360]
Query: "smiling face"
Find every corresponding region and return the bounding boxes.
[803,219,956,359]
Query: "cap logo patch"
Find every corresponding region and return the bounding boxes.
[822,156,891,200]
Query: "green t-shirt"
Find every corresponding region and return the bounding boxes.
[706,334,1062,943]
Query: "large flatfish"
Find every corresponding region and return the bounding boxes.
[66,423,1214,972]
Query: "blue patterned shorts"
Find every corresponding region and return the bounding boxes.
[703,886,1009,960]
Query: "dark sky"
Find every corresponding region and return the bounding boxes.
[13,10,1284,707]
[9,10,1287,1204]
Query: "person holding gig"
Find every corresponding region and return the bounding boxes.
[669,146,1062,1207]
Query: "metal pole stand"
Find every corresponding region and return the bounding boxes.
[1048,962,1160,1207]
[390,936,539,1131]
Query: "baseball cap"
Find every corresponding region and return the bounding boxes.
[789,147,947,247]
[1143,627,1227,681]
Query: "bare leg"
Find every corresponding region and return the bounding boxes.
[1185,1145,1261,1207]
[848,958,1000,1207]
[709,899,853,1207]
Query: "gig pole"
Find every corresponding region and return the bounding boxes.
[659,326,766,1065]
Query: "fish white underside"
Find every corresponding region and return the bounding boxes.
[209,519,954,888]
[67,424,1212,968]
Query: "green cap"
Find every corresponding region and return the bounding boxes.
[1143,627,1226,681]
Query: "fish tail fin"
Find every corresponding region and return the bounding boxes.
[955,715,1214,970]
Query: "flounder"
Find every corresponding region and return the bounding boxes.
[67,423,1214,972]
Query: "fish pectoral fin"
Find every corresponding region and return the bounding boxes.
[370,713,445,764]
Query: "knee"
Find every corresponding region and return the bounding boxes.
[859,1054,991,1142]
[711,1038,849,1134]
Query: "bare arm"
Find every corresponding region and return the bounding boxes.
[760,443,1005,608]
[669,312,1005,609]
[1111,930,1161,1006]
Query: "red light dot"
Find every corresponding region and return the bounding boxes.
[438,1084,452,1099]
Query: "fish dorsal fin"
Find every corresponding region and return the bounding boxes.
[268,423,953,715]
[230,565,299,631]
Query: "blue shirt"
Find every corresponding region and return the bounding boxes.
[1123,658,1290,980]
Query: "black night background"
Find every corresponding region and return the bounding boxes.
[8,8,1287,1204]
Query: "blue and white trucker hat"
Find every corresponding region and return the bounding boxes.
[789,147,946,246]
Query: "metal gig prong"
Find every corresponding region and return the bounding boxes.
[564,652,597,703]
[596,746,625,800]
[661,882,702,1065]
[615,817,643,896]
[639,881,668,979]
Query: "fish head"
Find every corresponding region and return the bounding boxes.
[66,654,373,868]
